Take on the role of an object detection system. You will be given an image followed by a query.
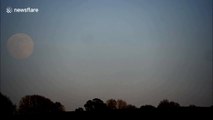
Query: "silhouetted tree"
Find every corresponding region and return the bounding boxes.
[140,105,156,111]
[0,93,16,116]
[125,104,137,111]
[157,99,180,109]
[106,99,117,110]
[18,95,64,114]
[169,101,180,107]
[53,102,65,112]
[117,99,127,109]
[84,98,108,112]
[75,107,84,112]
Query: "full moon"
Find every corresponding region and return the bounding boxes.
[7,33,34,59]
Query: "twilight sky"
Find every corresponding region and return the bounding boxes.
[0,0,212,111]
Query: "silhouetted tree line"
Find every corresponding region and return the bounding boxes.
[76,98,180,112]
[19,95,65,114]
[0,92,212,117]
[0,93,64,116]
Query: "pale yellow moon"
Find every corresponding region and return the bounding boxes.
[7,33,34,59]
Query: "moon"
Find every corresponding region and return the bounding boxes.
[7,33,34,59]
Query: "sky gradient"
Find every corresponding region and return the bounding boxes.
[0,0,212,111]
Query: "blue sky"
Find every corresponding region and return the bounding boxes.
[1,0,212,110]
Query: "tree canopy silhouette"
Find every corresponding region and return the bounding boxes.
[106,99,117,110]
[18,95,64,114]
[116,99,127,109]
[84,98,108,112]
[75,107,84,112]
[106,99,136,111]
[54,102,65,112]
[140,105,156,112]
[157,99,180,109]
[0,92,16,116]
[125,104,137,110]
